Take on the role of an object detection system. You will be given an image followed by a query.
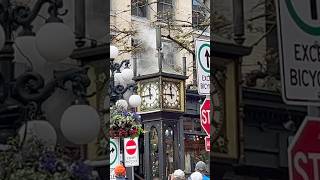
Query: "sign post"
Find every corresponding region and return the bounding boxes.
[110,138,120,180]
[288,117,320,180]
[124,137,139,167]
[200,97,211,151]
[196,39,210,95]
[277,0,320,105]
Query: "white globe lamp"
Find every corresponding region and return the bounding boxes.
[60,105,100,144]
[116,99,128,110]
[114,72,126,86]
[129,95,142,108]
[18,120,57,147]
[110,45,119,59]
[121,68,134,82]
[35,22,75,62]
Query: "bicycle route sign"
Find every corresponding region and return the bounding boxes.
[196,39,210,95]
[277,0,320,105]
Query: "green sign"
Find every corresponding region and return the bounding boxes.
[109,138,120,169]
[285,0,320,35]
[197,43,210,73]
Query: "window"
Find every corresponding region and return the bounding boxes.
[162,41,175,67]
[132,0,147,17]
[192,0,207,29]
[157,0,174,21]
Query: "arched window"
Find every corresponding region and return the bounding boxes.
[150,127,159,178]
[164,125,174,177]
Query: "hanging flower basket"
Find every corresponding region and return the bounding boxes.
[110,105,144,139]
[0,137,97,180]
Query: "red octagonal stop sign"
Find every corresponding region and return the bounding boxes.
[289,117,320,180]
[200,98,210,136]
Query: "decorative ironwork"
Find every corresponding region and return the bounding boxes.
[109,59,138,104]
[0,0,67,38]
[0,0,92,143]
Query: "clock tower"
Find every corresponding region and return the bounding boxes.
[133,27,188,180]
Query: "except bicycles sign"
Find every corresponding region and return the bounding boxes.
[196,39,210,95]
[277,0,320,105]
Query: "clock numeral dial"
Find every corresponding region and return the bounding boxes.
[141,82,159,109]
[162,81,180,109]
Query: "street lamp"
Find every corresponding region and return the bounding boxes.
[0,0,101,145]
[109,45,141,108]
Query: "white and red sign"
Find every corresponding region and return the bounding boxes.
[288,116,320,180]
[124,137,139,167]
[200,97,210,151]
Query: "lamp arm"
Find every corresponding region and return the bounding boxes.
[111,60,130,73]
[113,83,138,96]
[13,71,56,104]
[14,0,51,25]
[13,67,90,104]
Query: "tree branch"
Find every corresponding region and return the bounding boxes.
[162,35,195,55]
[249,23,276,47]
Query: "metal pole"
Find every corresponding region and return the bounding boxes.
[133,57,137,77]
[75,0,86,39]
[183,57,186,76]
[233,0,245,45]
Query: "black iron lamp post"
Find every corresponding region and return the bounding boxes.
[0,0,101,145]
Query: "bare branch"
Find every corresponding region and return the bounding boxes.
[163,35,195,55]
[250,24,276,47]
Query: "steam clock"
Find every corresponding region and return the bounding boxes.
[135,61,187,180]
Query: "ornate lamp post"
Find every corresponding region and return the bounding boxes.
[109,45,141,108]
[0,0,101,145]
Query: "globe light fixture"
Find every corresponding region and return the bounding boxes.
[35,22,75,62]
[110,45,141,110]
[114,71,125,86]
[110,45,119,59]
[116,99,129,110]
[129,94,142,108]
[18,120,57,147]
[121,68,134,82]
[60,105,100,145]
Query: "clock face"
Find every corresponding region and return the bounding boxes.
[162,81,180,109]
[141,82,159,109]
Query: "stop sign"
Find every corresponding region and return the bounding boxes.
[200,98,210,136]
[126,139,137,155]
[288,117,320,180]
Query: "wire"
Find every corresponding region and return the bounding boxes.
[14,42,34,71]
